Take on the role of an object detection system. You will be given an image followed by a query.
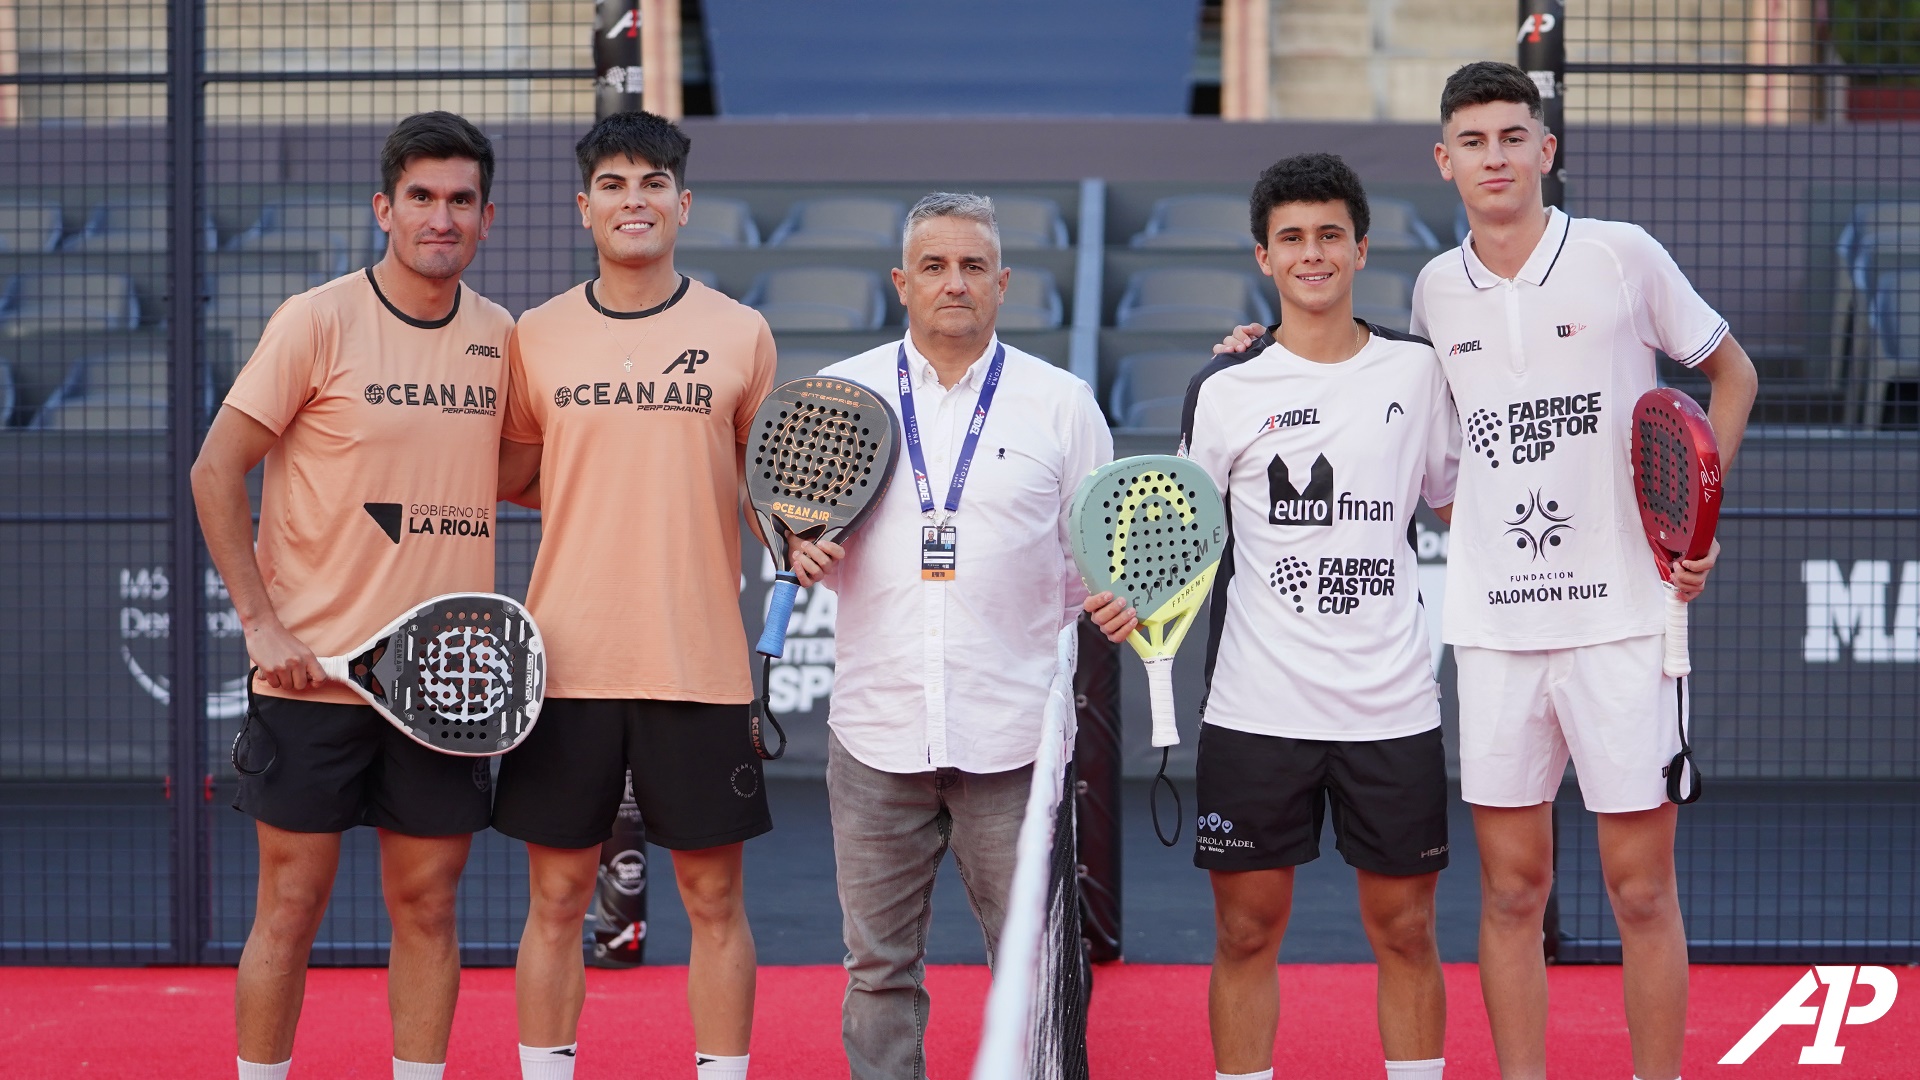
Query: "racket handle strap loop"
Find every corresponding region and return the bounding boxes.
[756,573,801,658]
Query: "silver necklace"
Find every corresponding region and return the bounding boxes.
[594,276,673,372]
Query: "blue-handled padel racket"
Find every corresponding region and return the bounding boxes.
[746,376,899,658]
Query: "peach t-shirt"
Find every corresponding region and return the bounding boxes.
[225,269,514,704]
[504,277,776,701]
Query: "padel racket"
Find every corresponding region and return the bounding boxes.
[315,592,545,756]
[1630,388,1722,678]
[1068,455,1226,748]
[746,376,900,658]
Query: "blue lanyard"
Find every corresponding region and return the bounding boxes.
[896,341,1005,519]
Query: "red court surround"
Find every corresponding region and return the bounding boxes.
[2,963,1912,1078]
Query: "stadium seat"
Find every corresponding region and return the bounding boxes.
[993,195,1069,250]
[1354,269,1414,332]
[744,267,887,330]
[0,273,141,338]
[0,358,17,425]
[1859,267,1920,428]
[1115,268,1272,331]
[29,347,200,431]
[680,197,760,248]
[206,271,323,382]
[1108,349,1208,428]
[60,196,218,254]
[778,348,853,376]
[0,198,63,252]
[768,197,906,249]
[226,199,384,274]
[1833,202,1920,397]
[1365,198,1440,251]
[996,267,1064,330]
[1129,195,1251,249]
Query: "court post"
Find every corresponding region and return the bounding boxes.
[1518,0,1568,962]
[582,0,654,966]
[166,0,208,965]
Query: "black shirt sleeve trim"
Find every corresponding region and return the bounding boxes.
[365,267,461,330]
[586,274,690,319]
[1365,321,1433,347]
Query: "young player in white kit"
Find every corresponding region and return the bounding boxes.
[1094,154,1458,1080]
[1417,64,1757,1080]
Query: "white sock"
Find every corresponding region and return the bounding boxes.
[1216,1071,1273,1080]
[695,1051,749,1079]
[237,1059,291,1080]
[519,1043,578,1080]
[393,1061,444,1080]
[1386,1058,1445,1080]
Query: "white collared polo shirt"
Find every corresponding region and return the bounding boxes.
[1411,207,1729,652]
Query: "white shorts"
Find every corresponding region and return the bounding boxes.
[1455,634,1687,814]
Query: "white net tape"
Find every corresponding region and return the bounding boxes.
[971,622,1079,1080]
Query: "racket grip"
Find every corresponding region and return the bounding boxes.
[1662,581,1691,679]
[1144,656,1179,748]
[317,656,349,684]
[756,573,801,658]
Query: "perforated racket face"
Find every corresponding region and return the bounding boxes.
[1070,456,1227,618]
[1631,388,1722,563]
[747,377,900,545]
[360,593,544,755]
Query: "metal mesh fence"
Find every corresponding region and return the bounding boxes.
[0,0,1915,968]
[1548,0,1920,962]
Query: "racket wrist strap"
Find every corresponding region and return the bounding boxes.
[1149,746,1182,847]
[750,656,787,761]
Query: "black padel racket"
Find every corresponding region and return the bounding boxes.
[316,592,545,756]
[747,376,900,658]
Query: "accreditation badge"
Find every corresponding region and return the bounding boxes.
[920,524,957,581]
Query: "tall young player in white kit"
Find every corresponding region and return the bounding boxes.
[1097,154,1458,1080]
[1418,64,1757,1080]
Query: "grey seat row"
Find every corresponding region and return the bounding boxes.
[680,195,1070,251]
[1129,194,1441,252]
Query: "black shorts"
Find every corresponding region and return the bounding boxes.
[491,698,773,851]
[231,692,493,836]
[1193,723,1449,877]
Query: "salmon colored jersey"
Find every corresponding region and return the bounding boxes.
[503,277,777,701]
[224,269,514,704]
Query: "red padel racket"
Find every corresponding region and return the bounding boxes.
[1630,388,1722,679]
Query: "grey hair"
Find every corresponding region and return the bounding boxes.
[901,191,1000,265]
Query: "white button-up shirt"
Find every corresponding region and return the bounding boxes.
[816,334,1113,774]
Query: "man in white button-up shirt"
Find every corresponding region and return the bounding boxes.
[789,192,1112,1079]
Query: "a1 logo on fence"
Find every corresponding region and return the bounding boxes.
[1720,966,1899,1065]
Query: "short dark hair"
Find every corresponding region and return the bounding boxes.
[1249,152,1370,245]
[575,111,692,190]
[1440,61,1543,128]
[381,112,496,204]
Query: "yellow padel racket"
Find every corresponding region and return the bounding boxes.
[1069,455,1226,748]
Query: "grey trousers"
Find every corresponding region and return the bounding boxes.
[826,731,1032,1080]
